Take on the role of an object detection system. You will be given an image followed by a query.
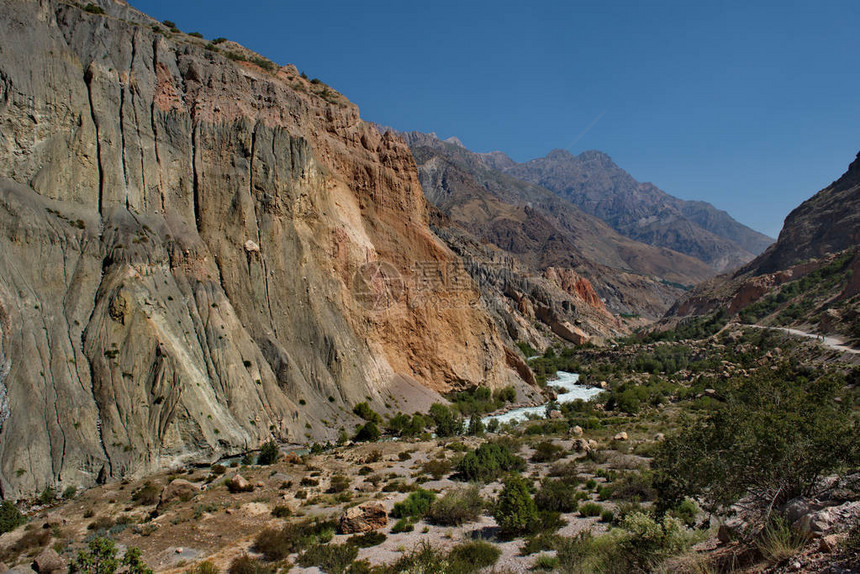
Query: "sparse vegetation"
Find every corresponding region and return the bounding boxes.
[0,501,25,534]
[426,485,484,526]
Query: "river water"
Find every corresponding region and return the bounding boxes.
[482,371,603,426]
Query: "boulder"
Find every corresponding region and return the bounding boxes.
[338,501,388,534]
[160,479,199,505]
[783,497,811,525]
[571,438,592,453]
[653,433,665,441]
[613,432,628,441]
[548,410,563,420]
[572,425,583,436]
[33,549,65,574]
[228,474,253,493]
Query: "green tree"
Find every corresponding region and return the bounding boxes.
[256,440,279,465]
[352,402,382,424]
[122,548,153,574]
[353,421,381,442]
[653,365,858,518]
[494,474,539,536]
[467,414,485,436]
[72,537,120,574]
[429,403,462,437]
[0,500,25,534]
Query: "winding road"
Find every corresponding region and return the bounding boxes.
[746,324,860,355]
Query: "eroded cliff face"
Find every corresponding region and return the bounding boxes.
[0,0,519,498]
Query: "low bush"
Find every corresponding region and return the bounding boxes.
[534,554,560,571]
[0,501,25,534]
[270,505,291,518]
[579,502,603,517]
[421,458,451,480]
[455,442,526,483]
[390,517,413,533]
[447,540,501,570]
[185,560,218,574]
[520,532,560,555]
[297,543,358,574]
[391,489,435,519]
[132,482,160,505]
[253,519,336,559]
[328,475,350,493]
[531,441,565,463]
[228,554,275,574]
[535,478,579,513]
[256,441,279,465]
[349,530,387,548]
[756,516,809,563]
[426,485,483,526]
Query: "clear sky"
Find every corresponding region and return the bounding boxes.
[131,0,860,238]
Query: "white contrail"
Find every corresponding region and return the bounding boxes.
[566,110,607,151]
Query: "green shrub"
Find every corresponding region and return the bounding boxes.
[84,3,106,15]
[426,485,484,526]
[390,517,413,533]
[429,403,462,437]
[349,530,387,548]
[756,515,809,563]
[297,543,358,574]
[601,509,615,523]
[189,32,204,38]
[520,532,560,556]
[354,421,381,442]
[534,554,560,570]
[228,554,275,574]
[448,540,501,570]
[270,505,291,518]
[535,478,578,513]
[653,365,858,518]
[531,441,565,463]
[37,487,56,505]
[328,475,350,493]
[455,442,526,483]
[185,561,218,574]
[63,486,77,499]
[253,519,337,559]
[353,402,382,423]
[72,537,152,574]
[391,489,435,519]
[421,458,451,480]
[494,474,539,536]
[579,502,603,517]
[256,441,279,465]
[0,501,25,534]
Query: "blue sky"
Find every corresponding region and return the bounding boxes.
[132,0,860,238]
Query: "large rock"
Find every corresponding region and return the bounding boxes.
[33,549,65,574]
[228,474,252,493]
[159,479,200,505]
[338,501,388,534]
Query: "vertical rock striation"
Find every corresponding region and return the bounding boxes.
[0,0,519,498]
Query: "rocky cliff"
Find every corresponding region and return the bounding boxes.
[664,151,860,342]
[502,149,774,272]
[396,132,714,329]
[0,0,524,499]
